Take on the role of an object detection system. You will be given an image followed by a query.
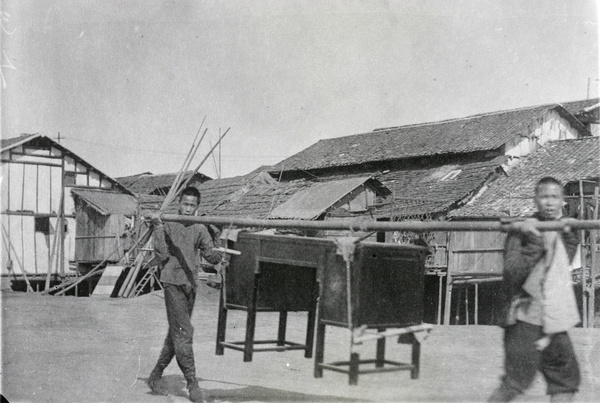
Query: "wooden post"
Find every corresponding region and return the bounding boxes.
[590,186,599,327]
[437,273,443,325]
[46,190,64,290]
[579,180,587,328]
[475,283,479,326]
[443,233,454,325]
[59,202,65,281]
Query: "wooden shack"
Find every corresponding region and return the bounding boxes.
[1,134,134,283]
[71,189,137,269]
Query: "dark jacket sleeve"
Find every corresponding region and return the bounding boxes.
[196,225,223,265]
[503,230,545,295]
[152,225,170,265]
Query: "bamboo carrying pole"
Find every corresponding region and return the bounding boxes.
[161,215,600,233]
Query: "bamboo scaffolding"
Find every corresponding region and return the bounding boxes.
[161,215,600,233]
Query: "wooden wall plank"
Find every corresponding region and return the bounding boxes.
[23,164,37,212]
[22,216,36,273]
[50,167,62,212]
[37,166,51,213]
[1,164,9,212]
[8,163,23,211]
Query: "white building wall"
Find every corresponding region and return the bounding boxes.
[504,109,582,170]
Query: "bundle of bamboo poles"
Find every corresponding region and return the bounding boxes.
[116,123,230,298]
[42,120,231,297]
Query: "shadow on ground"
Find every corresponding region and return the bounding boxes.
[141,375,366,402]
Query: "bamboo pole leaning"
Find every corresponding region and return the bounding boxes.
[124,123,228,297]
[43,227,152,296]
[172,128,230,200]
[1,222,34,292]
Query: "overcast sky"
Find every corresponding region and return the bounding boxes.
[2,1,598,179]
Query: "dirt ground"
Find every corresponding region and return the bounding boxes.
[1,287,599,403]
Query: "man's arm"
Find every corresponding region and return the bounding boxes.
[503,227,545,291]
[197,225,223,265]
[560,219,581,263]
[147,213,169,264]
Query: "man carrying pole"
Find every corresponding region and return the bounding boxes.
[146,186,222,403]
[489,177,581,402]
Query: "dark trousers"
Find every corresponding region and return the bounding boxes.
[497,321,580,399]
[152,283,198,387]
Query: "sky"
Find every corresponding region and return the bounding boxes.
[1,0,599,180]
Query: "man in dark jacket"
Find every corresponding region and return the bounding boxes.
[489,177,581,402]
[146,187,222,403]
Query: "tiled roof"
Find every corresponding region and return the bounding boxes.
[116,171,212,195]
[273,99,597,173]
[450,137,600,218]
[374,157,504,218]
[560,98,600,116]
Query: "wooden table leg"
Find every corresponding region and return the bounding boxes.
[349,352,360,385]
[215,289,227,355]
[410,334,421,379]
[376,328,385,368]
[304,283,318,358]
[243,276,259,362]
[314,322,326,378]
[277,311,288,346]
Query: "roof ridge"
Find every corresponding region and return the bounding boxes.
[297,98,596,144]
[547,136,600,143]
[373,103,561,132]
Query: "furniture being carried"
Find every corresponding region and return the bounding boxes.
[314,239,432,385]
[215,231,326,362]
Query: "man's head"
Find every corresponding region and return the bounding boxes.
[534,176,564,219]
[178,186,200,216]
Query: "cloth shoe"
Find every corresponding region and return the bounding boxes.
[188,384,205,403]
[488,384,519,402]
[146,374,169,396]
